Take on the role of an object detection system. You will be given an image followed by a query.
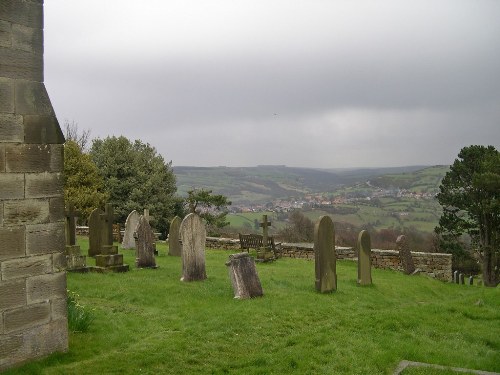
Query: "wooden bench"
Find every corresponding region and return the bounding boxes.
[238,234,281,258]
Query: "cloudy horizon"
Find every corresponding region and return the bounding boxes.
[44,0,500,168]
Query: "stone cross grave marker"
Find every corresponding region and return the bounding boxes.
[259,214,271,247]
[122,210,140,249]
[135,215,157,268]
[168,216,182,256]
[65,204,80,246]
[314,215,337,293]
[180,213,207,282]
[396,235,415,275]
[357,230,372,286]
[226,253,263,299]
[88,207,104,257]
[144,209,154,223]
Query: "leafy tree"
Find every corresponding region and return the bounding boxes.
[90,136,177,237]
[185,188,231,236]
[278,210,314,242]
[63,140,109,224]
[435,145,500,286]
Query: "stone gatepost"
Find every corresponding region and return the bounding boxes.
[0,0,69,370]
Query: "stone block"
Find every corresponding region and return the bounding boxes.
[24,115,64,144]
[0,144,4,172]
[0,20,11,48]
[5,144,57,172]
[1,254,52,280]
[49,196,64,222]
[3,198,49,225]
[0,0,44,28]
[53,252,67,271]
[66,255,86,269]
[12,23,42,54]
[0,79,14,112]
[15,81,54,115]
[0,279,26,310]
[0,173,24,199]
[95,254,123,267]
[0,335,23,367]
[51,297,67,321]
[0,114,23,142]
[101,244,118,255]
[26,222,65,255]
[26,272,66,304]
[65,245,81,256]
[4,301,50,333]
[0,46,43,81]
[0,226,25,261]
[25,172,63,198]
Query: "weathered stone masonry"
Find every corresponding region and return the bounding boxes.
[1,0,68,371]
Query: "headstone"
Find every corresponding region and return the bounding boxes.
[100,203,114,248]
[64,204,87,272]
[168,216,182,256]
[454,270,459,284]
[180,213,207,282]
[459,273,465,285]
[226,253,263,299]
[122,210,140,249]
[143,208,158,255]
[88,208,104,257]
[112,224,121,243]
[357,230,372,286]
[135,216,157,268]
[469,276,474,286]
[314,216,337,293]
[396,235,415,275]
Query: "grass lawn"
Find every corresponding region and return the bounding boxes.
[5,237,499,375]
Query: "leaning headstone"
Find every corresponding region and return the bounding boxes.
[168,216,182,256]
[180,213,207,282]
[396,235,415,275]
[469,276,474,286]
[122,210,140,249]
[65,204,88,272]
[357,230,372,286]
[226,253,263,299]
[454,270,459,284]
[135,216,157,268]
[88,207,104,257]
[459,273,465,285]
[314,216,337,293]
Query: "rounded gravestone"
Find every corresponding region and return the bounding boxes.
[180,213,207,282]
[168,216,182,256]
[122,210,140,249]
[314,215,337,293]
[357,230,372,286]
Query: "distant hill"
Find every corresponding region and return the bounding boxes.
[173,165,448,204]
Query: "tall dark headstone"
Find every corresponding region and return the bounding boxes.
[357,230,372,286]
[168,216,182,256]
[396,235,415,275]
[88,208,104,257]
[0,1,68,370]
[135,216,157,268]
[314,216,337,293]
[64,204,87,272]
[180,213,207,282]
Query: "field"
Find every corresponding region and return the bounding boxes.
[5,238,499,375]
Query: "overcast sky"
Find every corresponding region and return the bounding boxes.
[44,0,500,168]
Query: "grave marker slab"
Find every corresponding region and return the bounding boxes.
[226,253,263,299]
[88,208,104,257]
[135,215,157,268]
[122,210,140,249]
[180,213,207,282]
[168,216,182,256]
[396,235,415,275]
[64,204,87,272]
[314,215,337,293]
[357,230,372,286]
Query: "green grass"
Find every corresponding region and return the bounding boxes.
[5,237,499,375]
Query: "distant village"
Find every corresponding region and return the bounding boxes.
[230,184,437,213]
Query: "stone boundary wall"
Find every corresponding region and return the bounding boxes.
[206,237,452,282]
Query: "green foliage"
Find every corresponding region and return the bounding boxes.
[67,289,94,333]
[90,136,177,237]
[64,140,108,224]
[436,145,500,286]
[185,188,231,236]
